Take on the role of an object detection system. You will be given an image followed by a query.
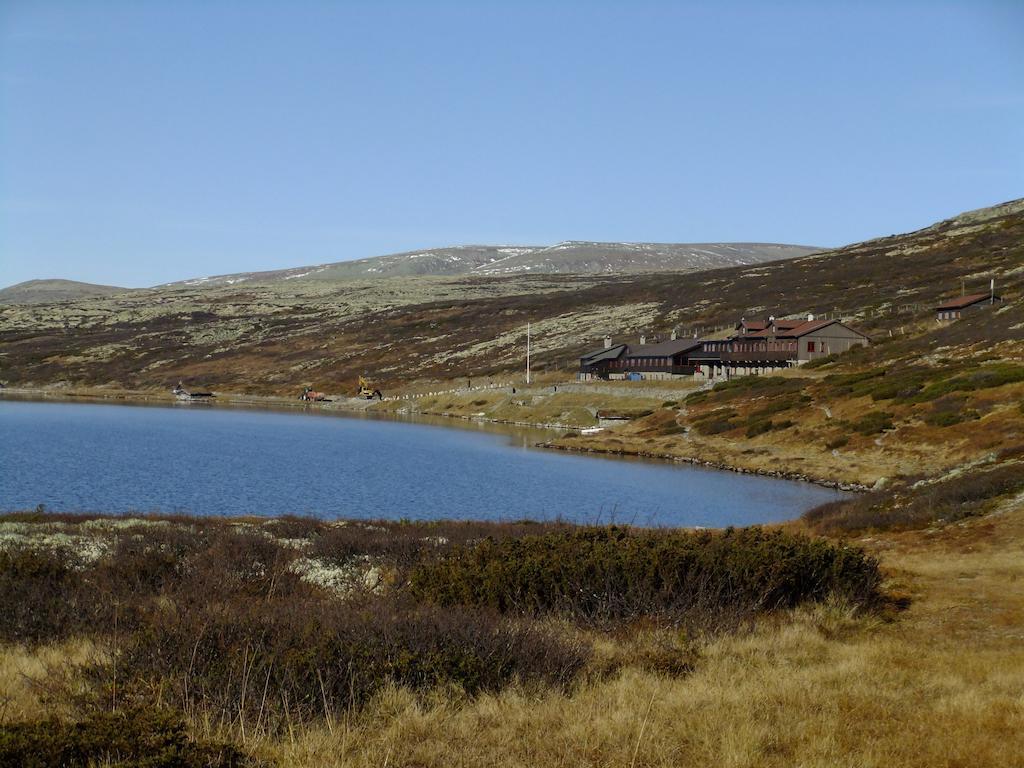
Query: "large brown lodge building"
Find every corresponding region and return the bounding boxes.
[578,315,871,381]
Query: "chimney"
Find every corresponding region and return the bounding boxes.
[670,329,677,340]
[807,313,815,322]
[639,334,646,345]
[604,335,612,349]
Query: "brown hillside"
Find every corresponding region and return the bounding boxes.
[0,199,1021,393]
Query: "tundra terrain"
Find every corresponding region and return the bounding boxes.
[1,199,1023,767]
[0,199,1019,395]
[2,199,1022,488]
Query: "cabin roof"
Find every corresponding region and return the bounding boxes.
[624,339,704,358]
[934,293,1000,311]
[737,319,869,340]
[580,344,628,364]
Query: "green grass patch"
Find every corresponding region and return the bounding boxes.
[851,411,894,435]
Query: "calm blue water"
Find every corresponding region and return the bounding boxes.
[0,400,847,526]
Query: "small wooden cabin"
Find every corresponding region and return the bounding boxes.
[934,293,1002,321]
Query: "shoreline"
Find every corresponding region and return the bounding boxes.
[1,385,864,492]
[540,440,869,492]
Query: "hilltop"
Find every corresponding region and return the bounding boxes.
[0,279,130,305]
[150,241,819,288]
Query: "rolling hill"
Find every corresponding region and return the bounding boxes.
[155,241,821,288]
[0,198,1019,393]
[0,279,130,305]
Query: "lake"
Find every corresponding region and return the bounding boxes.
[0,399,848,526]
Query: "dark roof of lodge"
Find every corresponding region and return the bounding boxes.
[934,293,1000,310]
[580,338,704,362]
[624,339,704,358]
[580,344,627,364]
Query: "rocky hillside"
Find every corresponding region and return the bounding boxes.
[0,199,1020,394]
[154,241,819,288]
[0,279,130,305]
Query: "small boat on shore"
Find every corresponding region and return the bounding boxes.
[172,382,215,402]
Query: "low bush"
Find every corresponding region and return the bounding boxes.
[804,462,1024,533]
[0,547,98,644]
[690,408,740,435]
[748,394,808,420]
[262,515,328,540]
[823,368,886,396]
[104,595,588,727]
[310,519,569,570]
[745,419,773,438]
[410,526,882,625]
[745,417,795,438]
[659,424,688,436]
[869,374,928,401]
[852,411,894,435]
[0,708,251,768]
[998,444,1024,460]
[693,417,739,435]
[0,526,311,644]
[911,363,1024,403]
[702,376,810,404]
[803,353,839,369]
[923,409,979,428]
[825,435,849,450]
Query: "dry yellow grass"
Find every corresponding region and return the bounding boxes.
[3,500,1022,767]
[0,639,100,723]
[252,496,1023,767]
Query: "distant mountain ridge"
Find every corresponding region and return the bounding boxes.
[154,241,821,289]
[0,279,130,305]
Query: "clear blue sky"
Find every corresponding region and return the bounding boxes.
[1,1,1021,288]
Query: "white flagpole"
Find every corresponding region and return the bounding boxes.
[526,322,531,385]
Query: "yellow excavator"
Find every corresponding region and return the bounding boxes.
[357,376,383,400]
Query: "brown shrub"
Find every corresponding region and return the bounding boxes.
[101,595,589,728]
[0,707,252,768]
[0,547,89,644]
[804,463,1024,533]
[410,526,882,627]
[310,519,571,571]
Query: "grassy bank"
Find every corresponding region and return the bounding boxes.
[550,350,1024,487]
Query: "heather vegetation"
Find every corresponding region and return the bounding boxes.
[411,527,881,624]
[0,514,885,765]
[803,460,1024,534]
[0,709,250,768]
[1,204,1023,765]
